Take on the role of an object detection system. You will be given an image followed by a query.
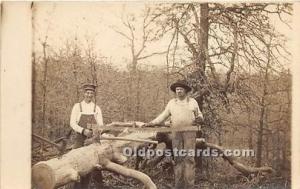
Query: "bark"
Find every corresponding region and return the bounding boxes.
[32,131,157,189]
[199,3,209,72]
[195,3,209,172]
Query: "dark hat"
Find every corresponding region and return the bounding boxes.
[82,83,97,92]
[170,80,192,93]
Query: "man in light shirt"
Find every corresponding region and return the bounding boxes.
[144,79,203,189]
[69,82,104,189]
[70,83,104,147]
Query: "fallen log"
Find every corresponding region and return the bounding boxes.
[32,131,157,189]
[196,139,275,176]
[141,134,274,176]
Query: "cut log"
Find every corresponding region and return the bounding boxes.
[32,131,157,189]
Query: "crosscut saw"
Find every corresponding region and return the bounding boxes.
[90,121,201,133]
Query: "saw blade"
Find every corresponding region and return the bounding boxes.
[101,126,200,133]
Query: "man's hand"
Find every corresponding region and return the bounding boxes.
[92,128,102,143]
[192,117,203,126]
[83,129,93,138]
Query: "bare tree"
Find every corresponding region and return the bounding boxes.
[112,6,166,121]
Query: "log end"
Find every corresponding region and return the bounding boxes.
[32,163,55,189]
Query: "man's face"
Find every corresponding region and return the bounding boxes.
[175,87,187,98]
[84,90,95,103]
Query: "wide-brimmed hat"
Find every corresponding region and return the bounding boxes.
[170,80,192,93]
[82,83,97,92]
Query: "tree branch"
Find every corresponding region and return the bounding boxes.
[138,51,167,60]
[97,160,157,189]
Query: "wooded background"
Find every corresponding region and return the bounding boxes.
[32,2,292,188]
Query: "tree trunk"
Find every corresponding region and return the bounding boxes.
[272,128,280,170]
[277,129,282,168]
[41,42,49,152]
[199,3,209,73]
[32,2,36,125]
[72,57,79,102]
[126,58,138,121]
[125,76,132,121]
[281,130,287,170]
[248,111,253,149]
[195,3,209,173]
[32,51,37,125]
[32,131,157,189]
[256,80,266,167]
[135,70,141,121]
[131,58,138,121]
[256,43,271,167]
[265,107,269,162]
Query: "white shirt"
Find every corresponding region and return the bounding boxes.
[70,100,104,133]
[151,97,203,127]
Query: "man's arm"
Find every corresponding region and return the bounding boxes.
[70,104,84,134]
[196,105,204,120]
[148,101,171,126]
[192,99,204,123]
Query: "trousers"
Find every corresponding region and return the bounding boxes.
[172,131,196,189]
